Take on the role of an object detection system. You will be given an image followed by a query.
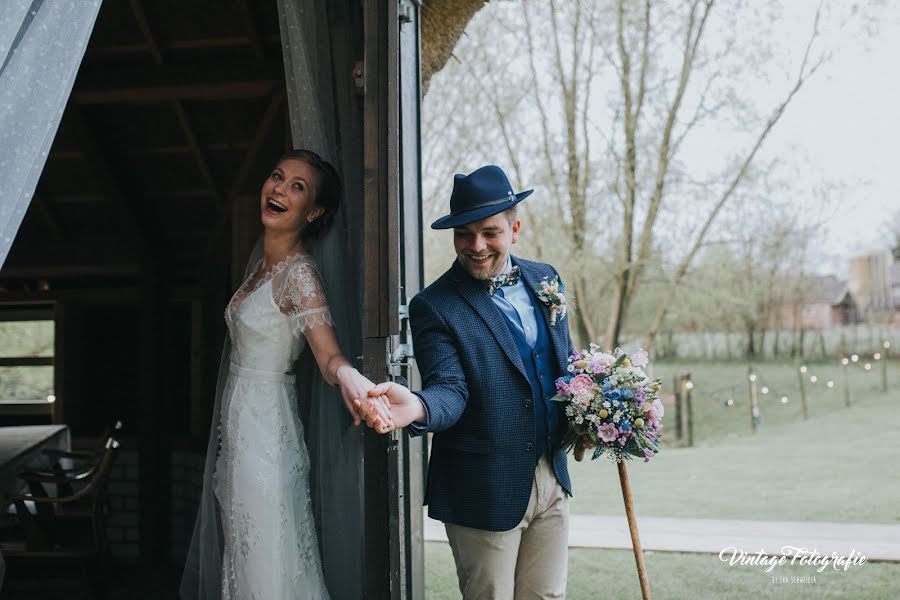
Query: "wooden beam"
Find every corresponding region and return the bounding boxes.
[172,102,226,207]
[131,0,223,214]
[0,357,53,367]
[0,308,54,320]
[202,90,284,262]
[129,0,164,65]
[67,109,145,247]
[85,34,282,58]
[0,264,140,279]
[71,62,283,105]
[31,194,66,244]
[0,237,141,279]
[237,0,265,60]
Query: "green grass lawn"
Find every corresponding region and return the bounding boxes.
[569,359,900,523]
[426,543,900,599]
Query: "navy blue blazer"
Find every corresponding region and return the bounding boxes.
[409,255,574,532]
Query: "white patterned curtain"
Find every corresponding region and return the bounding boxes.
[0,0,102,268]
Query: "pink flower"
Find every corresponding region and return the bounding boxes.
[647,398,665,425]
[555,380,571,396]
[597,423,618,442]
[595,353,616,367]
[569,374,594,397]
[630,349,649,368]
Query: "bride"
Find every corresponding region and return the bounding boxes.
[180,149,389,599]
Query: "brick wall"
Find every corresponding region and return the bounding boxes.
[171,449,205,562]
[106,448,139,558]
[103,448,205,561]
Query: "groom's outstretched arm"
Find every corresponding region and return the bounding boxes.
[405,294,469,433]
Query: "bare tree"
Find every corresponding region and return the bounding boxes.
[421,0,877,351]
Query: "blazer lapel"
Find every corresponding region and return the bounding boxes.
[449,261,528,380]
[515,257,570,375]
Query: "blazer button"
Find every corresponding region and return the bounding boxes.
[525,443,534,452]
[523,399,532,408]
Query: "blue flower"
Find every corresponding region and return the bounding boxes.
[605,389,622,401]
[620,420,632,431]
[620,388,634,399]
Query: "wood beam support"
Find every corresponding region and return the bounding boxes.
[71,61,283,104]
[202,90,285,265]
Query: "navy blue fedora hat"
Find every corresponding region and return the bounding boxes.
[431,165,533,229]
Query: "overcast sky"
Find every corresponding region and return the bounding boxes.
[705,1,900,276]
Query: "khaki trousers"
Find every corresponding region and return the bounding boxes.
[444,456,569,600]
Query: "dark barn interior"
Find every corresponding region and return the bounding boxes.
[0,1,321,596]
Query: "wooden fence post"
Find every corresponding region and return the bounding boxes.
[797,364,809,420]
[748,367,760,433]
[882,341,891,394]
[673,375,683,443]
[841,356,851,407]
[682,373,693,448]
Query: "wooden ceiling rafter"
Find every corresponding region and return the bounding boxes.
[31,193,66,244]
[71,61,282,105]
[68,107,147,252]
[85,35,282,60]
[202,90,285,266]
[127,0,227,214]
[237,0,265,60]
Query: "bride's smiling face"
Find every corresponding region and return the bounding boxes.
[260,158,324,235]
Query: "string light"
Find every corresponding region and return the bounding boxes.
[721,342,893,416]
[685,381,694,390]
[46,394,56,403]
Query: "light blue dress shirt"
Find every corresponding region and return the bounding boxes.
[491,259,539,348]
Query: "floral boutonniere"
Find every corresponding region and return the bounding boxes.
[535,276,568,326]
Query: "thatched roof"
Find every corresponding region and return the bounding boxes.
[421,0,489,94]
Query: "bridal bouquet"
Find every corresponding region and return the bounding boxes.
[553,346,663,462]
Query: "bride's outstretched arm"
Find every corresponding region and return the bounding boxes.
[305,325,393,432]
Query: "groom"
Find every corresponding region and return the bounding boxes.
[361,165,575,598]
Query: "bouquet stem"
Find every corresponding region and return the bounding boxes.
[617,461,651,600]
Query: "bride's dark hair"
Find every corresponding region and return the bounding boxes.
[276,149,341,243]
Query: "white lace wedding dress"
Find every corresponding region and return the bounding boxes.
[214,253,332,599]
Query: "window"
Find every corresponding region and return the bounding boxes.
[0,310,55,419]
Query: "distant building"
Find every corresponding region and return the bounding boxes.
[767,275,859,330]
[848,251,894,319]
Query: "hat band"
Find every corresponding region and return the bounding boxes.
[451,191,517,216]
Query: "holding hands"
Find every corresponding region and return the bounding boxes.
[353,381,425,434]
[334,365,394,430]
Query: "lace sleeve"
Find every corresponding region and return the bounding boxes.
[274,260,334,335]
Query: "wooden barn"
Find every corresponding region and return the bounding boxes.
[0,0,487,597]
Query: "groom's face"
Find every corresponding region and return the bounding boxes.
[453,212,521,280]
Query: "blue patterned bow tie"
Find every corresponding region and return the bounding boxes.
[487,265,521,295]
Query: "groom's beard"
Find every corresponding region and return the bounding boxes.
[458,252,506,280]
